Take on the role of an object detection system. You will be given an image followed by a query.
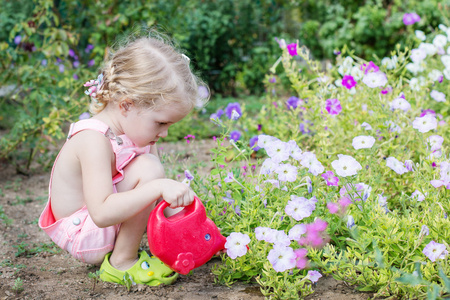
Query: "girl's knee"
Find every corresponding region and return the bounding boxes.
[116,154,165,192]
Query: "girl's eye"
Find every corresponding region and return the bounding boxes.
[158,122,168,126]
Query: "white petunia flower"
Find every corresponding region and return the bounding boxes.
[412,114,438,133]
[442,55,450,69]
[415,30,426,41]
[428,69,443,82]
[427,135,444,152]
[265,140,290,163]
[331,154,362,177]
[386,157,409,175]
[361,122,372,131]
[433,34,448,49]
[430,90,446,102]
[410,48,427,63]
[287,140,303,160]
[362,71,387,88]
[275,163,298,182]
[419,42,437,56]
[257,134,280,149]
[225,232,250,259]
[390,97,411,112]
[352,136,376,150]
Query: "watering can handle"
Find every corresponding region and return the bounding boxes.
[154,196,201,220]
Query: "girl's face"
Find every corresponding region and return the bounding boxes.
[120,101,190,148]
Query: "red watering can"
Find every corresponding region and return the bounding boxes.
[147,196,226,275]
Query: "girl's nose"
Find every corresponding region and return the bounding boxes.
[158,129,168,138]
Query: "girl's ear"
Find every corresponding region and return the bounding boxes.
[119,99,133,114]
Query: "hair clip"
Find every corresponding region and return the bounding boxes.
[181,54,190,64]
[83,73,104,101]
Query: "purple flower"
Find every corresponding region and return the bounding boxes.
[68,49,75,57]
[307,270,322,283]
[286,96,301,110]
[249,136,260,151]
[403,13,421,26]
[230,130,241,142]
[88,59,95,67]
[198,85,209,99]
[73,61,80,68]
[269,77,276,83]
[59,64,65,73]
[286,43,298,56]
[342,75,357,89]
[14,35,22,45]
[333,50,341,55]
[85,44,94,53]
[184,169,194,181]
[41,59,47,66]
[73,74,79,80]
[225,102,242,120]
[78,112,90,120]
[325,98,342,115]
[420,109,436,117]
[216,109,224,118]
[321,171,339,186]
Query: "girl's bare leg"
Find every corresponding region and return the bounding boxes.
[108,154,164,270]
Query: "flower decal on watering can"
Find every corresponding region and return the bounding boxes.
[174,252,195,274]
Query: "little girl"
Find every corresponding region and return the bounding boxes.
[39,35,207,286]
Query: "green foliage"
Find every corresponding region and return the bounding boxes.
[13,241,60,257]
[12,277,24,294]
[0,205,13,226]
[291,0,450,59]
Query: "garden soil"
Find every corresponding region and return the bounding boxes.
[0,139,372,300]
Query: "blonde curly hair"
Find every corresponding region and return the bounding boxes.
[91,35,208,114]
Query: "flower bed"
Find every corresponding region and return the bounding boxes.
[187,23,450,299]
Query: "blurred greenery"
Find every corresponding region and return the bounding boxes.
[0,0,449,171]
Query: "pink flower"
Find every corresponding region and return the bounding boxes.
[321,171,339,186]
[403,12,421,26]
[360,61,379,74]
[184,134,196,144]
[287,43,298,56]
[298,219,329,248]
[338,196,352,208]
[327,202,339,214]
[294,248,309,269]
[325,98,342,115]
[342,75,357,89]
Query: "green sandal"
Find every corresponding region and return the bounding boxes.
[99,250,178,286]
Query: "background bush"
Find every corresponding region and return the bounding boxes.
[0,0,449,171]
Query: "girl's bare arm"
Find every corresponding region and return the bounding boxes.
[77,131,193,228]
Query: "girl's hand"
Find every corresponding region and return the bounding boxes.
[159,179,196,208]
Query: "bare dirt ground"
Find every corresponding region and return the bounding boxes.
[0,139,372,299]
